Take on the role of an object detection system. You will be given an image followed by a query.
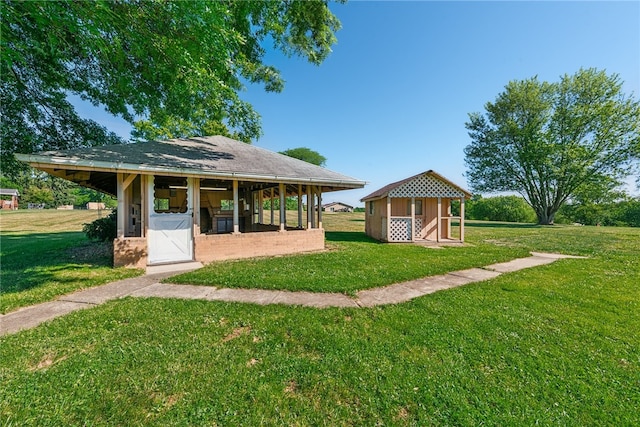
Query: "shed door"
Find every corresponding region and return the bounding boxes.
[147,176,193,264]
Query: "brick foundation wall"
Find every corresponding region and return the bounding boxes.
[113,237,147,268]
[194,229,325,263]
[113,230,325,268]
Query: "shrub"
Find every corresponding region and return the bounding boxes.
[466,196,536,223]
[83,210,117,241]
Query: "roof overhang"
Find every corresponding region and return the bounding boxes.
[15,136,366,195]
[17,154,365,190]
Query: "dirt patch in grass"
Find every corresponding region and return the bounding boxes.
[222,326,251,343]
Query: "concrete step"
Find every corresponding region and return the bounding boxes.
[146,261,203,275]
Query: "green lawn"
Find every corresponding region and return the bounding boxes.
[168,231,530,294]
[1,212,639,425]
[0,210,142,313]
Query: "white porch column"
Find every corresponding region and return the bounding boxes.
[386,196,391,242]
[460,196,465,242]
[140,174,147,237]
[311,186,317,229]
[270,188,275,225]
[297,184,303,229]
[306,185,312,229]
[317,188,322,229]
[233,179,240,234]
[193,178,201,235]
[437,197,442,242]
[279,182,286,231]
[116,173,125,238]
[411,197,416,241]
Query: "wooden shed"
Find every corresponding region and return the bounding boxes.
[360,170,472,243]
[0,189,19,210]
[16,136,365,268]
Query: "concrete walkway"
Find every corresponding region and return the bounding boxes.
[0,252,584,336]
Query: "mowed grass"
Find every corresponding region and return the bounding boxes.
[0,210,142,313]
[168,212,532,293]
[1,211,639,424]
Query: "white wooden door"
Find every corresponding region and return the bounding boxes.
[147,177,193,264]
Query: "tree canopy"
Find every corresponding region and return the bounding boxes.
[279,147,327,166]
[464,68,640,225]
[1,0,343,176]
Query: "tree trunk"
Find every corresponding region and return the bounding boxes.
[536,208,556,225]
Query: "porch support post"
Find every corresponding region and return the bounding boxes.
[116,173,125,238]
[270,188,275,225]
[140,174,147,237]
[311,186,317,229]
[460,196,465,242]
[437,197,442,243]
[258,190,264,224]
[306,185,312,229]
[297,184,303,229]
[386,196,391,242]
[193,178,201,235]
[232,179,240,234]
[279,182,286,231]
[411,197,416,241]
[317,187,322,229]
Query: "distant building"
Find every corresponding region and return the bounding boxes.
[322,202,354,212]
[0,189,19,210]
[86,202,106,210]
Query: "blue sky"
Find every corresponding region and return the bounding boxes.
[79,1,640,207]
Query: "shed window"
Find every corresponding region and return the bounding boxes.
[221,199,234,211]
[368,201,374,215]
[406,199,423,216]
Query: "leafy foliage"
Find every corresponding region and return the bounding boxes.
[279,147,327,166]
[466,195,537,223]
[1,1,343,174]
[558,197,640,226]
[83,210,117,242]
[5,170,116,208]
[465,68,640,224]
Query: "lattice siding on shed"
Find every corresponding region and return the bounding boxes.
[389,218,412,242]
[415,217,423,236]
[389,174,465,198]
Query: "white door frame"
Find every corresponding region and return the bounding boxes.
[147,176,194,265]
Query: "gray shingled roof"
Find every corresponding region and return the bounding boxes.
[16,136,365,189]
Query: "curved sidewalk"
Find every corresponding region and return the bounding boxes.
[0,252,584,336]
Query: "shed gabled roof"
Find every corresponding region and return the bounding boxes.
[16,136,365,191]
[322,201,353,209]
[0,189,20,197]
[360,170,472,201]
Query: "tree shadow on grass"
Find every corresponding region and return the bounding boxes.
[0,232,113,295]
[325,231,380,243]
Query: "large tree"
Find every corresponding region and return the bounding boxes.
[464,68,640,225]
[1,0,343,175]
[279,147,327,166]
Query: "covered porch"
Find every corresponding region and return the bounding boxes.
[113,173,331,267]
[385,196,465,243]
[17,136,365,268]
